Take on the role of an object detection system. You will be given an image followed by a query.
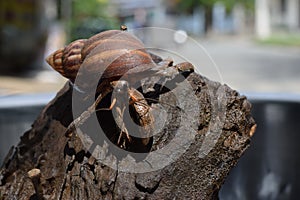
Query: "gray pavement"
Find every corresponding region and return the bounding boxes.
[195,37,300,95]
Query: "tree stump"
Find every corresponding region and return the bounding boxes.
[0,72,256,199]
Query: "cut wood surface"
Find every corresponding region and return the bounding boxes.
[0,72,256,200]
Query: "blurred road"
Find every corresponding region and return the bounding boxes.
[0,36,299,96]
[198,37,300,95]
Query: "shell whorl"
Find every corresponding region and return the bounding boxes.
[46,39,86,82]
[46,47,64,74]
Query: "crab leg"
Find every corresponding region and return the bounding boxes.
[65,82,113,137]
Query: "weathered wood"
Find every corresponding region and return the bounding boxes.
[0,72,256,200]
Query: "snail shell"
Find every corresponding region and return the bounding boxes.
[46,29,156,88]
[47,39,86,82]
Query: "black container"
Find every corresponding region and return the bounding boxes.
[0,93,54,164]
[220,94,300,200]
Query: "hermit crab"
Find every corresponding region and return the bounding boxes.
[46,25,194,151]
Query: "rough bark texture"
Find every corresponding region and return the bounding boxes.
[0,72,256,200]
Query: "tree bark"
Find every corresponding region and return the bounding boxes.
[0,72,256,199]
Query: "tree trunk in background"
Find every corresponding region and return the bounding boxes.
[204,5,213,34]
[0,72,256,199]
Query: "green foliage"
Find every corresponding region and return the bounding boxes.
[176,0,216,13]
[72,0,107,19]
[70,0,119,41]
[257,34,300,47]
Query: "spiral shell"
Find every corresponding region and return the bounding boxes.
[46,29,156,85]
[46,39,86,82]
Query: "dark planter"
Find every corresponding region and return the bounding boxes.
[0,93,54,164]
[220,94,300,200]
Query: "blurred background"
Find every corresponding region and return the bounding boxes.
[0,0,299,95]
[1,0,300,199]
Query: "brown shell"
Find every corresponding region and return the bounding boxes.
[46,39,86,82]
[46,30,156,85]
